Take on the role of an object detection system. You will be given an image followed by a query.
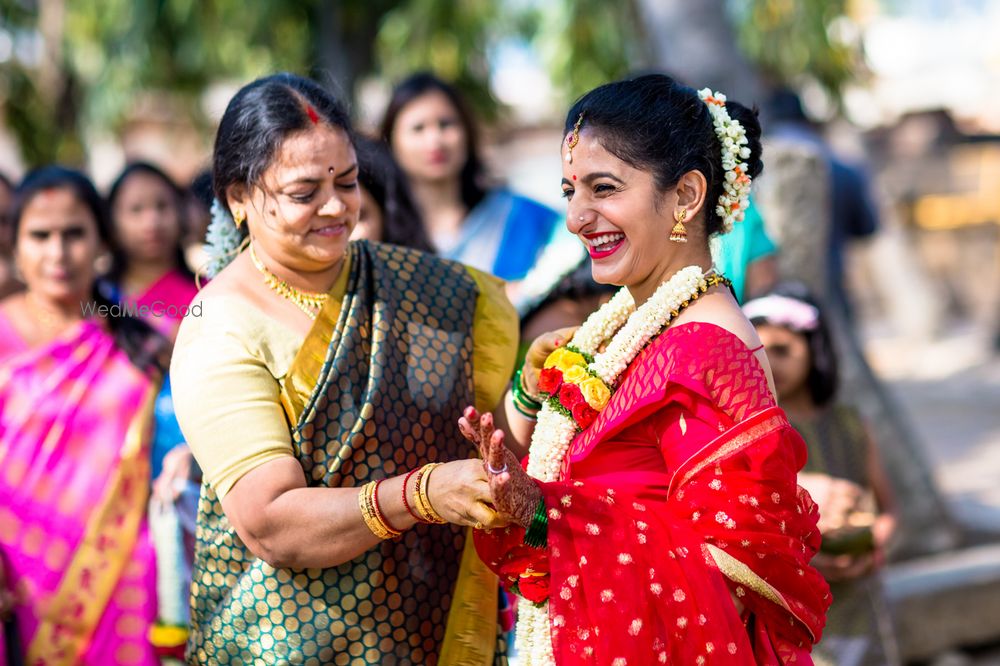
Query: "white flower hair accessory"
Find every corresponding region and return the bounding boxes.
[203,198,246,278]
[698,88,752,233]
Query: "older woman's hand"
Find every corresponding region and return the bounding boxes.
[426,458,510,530]
[459,407,541,528]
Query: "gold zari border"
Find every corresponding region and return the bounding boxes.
[28,383,157,665]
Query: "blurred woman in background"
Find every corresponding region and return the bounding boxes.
[745,283,899,666]
[382,72,565,283]
[0,167,166,665]
[105,161,201,659]
[103,162,197,339]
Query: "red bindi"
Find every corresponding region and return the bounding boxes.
[572,175,577,181]
[305,104,319,125]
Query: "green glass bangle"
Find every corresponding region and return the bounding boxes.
[512,368,543,410]
[523,497,548,548]
[511,383,540,409]
[512,398,539,421]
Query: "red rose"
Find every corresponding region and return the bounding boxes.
[572,402,599,430]
[537,367,564,395]
[558,382,585,411]
[517,571,551,603]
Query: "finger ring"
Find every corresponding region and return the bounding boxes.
[473,521,484,530]
[486,462,508,475]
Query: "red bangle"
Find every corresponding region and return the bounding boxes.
[400,468,424,522]
[374,479,403,536]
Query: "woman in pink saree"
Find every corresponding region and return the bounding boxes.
[0,167,166,665]
[103,161,198,340]
[462,75,830,665]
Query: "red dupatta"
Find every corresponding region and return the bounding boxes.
[476,323,830,665]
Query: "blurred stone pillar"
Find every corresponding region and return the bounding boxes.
[756,139,959,559]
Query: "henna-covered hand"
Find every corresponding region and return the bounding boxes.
[459,406,542,528]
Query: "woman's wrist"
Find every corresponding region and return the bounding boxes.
[522,495,547,548]
[510,368,542,420]
[358,471,427,540]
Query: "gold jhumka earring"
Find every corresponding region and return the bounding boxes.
[670,209,688,243]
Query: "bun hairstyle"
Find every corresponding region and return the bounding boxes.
[212,72,355,233]
[564,73,763,237]
[12,166,168,376]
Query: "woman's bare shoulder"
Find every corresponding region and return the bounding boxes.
[672,289,762,351]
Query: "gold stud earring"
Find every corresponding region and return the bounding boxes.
[670,209,688,243]
[233,209,246,227]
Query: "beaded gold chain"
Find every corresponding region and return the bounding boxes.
[249,244,329,319]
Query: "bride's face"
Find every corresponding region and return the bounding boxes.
[560,130,679,290]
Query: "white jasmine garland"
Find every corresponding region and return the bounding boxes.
[697,88,753,233]
[515,265,713,666]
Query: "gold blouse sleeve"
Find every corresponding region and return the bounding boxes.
[466,267,519,413]
[170,297,299,499]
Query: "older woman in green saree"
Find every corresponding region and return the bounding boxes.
[170,74,517,665]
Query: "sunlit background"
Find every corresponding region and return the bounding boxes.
[1,1,998,663]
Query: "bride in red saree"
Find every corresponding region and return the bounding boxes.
[462,75,830,665]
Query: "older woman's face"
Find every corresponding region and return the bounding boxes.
[561,130,677,290]
[15,188,102,304]
[390,91,467,185]
[235,125,361,273]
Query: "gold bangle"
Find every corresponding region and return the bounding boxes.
[359,481,401,540]
[371,480,403,539]
[414,463,447,524]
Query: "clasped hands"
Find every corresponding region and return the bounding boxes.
[458,407,542,529]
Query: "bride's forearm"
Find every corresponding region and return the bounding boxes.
[494,389,535,459]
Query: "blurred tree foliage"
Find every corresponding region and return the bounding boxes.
[1,0,317,165]
[0,0,860,166]
[727,0,863,107]
[527,0,643,104]
[374,0,508,120]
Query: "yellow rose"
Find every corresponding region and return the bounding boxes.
[563,365,589,385]
[580,377,612,411]
[543,347,568,369]
[554,352,586,374]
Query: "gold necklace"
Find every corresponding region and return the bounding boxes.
[249,245,328,319]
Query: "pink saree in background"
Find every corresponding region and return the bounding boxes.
[128,269,197,339]
[477,323,830,664]
[0,312,158,666]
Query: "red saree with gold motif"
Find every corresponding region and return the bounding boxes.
[477,322,830,665]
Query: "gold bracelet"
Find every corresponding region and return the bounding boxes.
[414,463,447,524]
[359,481,402,540]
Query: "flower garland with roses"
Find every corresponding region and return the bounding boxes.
[513,265,731,666]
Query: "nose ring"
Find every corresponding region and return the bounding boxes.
[578,215,584,221]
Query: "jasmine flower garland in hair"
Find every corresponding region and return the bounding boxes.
[698,88,753,232]
[204,198,246,278]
